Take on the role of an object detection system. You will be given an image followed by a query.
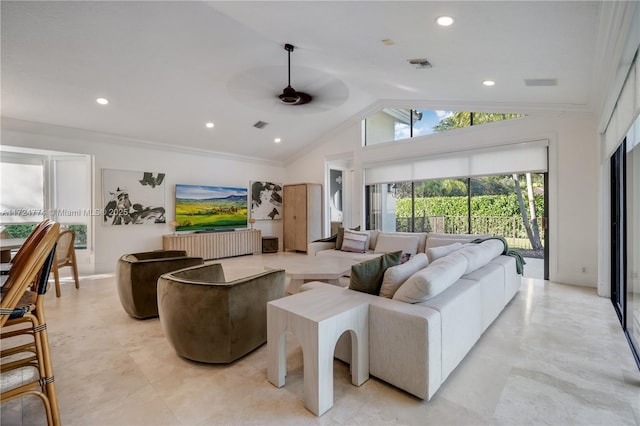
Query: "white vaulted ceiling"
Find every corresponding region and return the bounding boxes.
[0,1,634,163]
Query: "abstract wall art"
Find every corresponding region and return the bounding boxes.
[102,169,166,226]
[250,181,283,220]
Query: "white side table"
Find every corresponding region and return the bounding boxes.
[267,289,369,416]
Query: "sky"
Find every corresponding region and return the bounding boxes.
[394,109,453,139]
[176,184,247,200]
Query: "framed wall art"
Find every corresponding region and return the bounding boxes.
[102,169,166,226]
[250,181,283,220]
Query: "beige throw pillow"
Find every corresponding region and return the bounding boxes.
[426,242,463,263]
[341,229,369,253]
[456,239,504,274]
[335,226,360,250]
[379,253,429,298]
[392,252,468,303]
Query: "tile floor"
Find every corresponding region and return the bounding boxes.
[2,252,639,425]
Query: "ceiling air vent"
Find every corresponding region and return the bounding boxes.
[525,78,558,87]
[253,121,268,129]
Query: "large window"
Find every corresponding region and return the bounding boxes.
[363,109,524,146]
[366,174,545,254]
[0,154,46,223]
[0,149,91,249]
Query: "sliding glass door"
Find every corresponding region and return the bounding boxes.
[627,136,640,367]
[611,135,640,370]
[365,172,548,279]
[611,143,626,322]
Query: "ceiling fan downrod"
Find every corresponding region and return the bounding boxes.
[279,43,309,105]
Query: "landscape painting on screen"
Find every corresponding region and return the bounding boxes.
[175,184,247,231]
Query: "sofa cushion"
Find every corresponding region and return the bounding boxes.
[341,229,369,253]
[426,242,463,263]
[417,278,482,380]
[463,263,506,332]
[349,251,402,295]
[392,252,468,303]
[374,233,420,256]
[379,253,429,298]
[457,239,504,274]
[367,229,380,250]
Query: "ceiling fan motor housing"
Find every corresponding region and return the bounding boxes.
[280,85,301,104]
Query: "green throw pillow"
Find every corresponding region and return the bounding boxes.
[349,251,402,294]
[336,226,360,250]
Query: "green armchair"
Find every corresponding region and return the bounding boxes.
[117,250,204,319]
[157,263,285,363]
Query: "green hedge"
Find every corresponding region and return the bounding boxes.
[2,224,87,248]
[396,194,544,219]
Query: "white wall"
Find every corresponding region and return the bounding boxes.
[288,112,600,287]
[2,110,603,286]
[1,118,286,273]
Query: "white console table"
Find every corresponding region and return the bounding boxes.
[162,229,261,260]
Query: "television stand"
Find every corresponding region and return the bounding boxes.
[162,229,261,260]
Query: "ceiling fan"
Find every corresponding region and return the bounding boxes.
[279,43,312,105]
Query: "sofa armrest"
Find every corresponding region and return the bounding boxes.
[307,241,336,256]
[368,301,442,400]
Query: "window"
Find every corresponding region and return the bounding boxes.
[363,109,524,146]
[365,173,546,254]
[0,149,91,249]
[0,154,45,223]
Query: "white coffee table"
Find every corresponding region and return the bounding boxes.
[264,255,360,294]
[267,289,369,416]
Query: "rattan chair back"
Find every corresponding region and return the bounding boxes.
[1,220,59,327]
[52,229,80,297]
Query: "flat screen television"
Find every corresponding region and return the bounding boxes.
[175,184,248,232]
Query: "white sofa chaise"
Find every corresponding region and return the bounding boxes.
[299,238,522,401]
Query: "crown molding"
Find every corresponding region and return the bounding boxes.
[1,117,285,168]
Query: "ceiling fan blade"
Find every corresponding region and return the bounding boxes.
[227,65,347,112]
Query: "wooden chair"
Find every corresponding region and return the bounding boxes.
[52,229,80,297]
[1,220,61,425]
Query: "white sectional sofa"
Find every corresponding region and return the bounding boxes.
[299,237,522,401]
[308,230,490,262]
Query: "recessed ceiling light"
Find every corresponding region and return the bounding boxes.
[482,80,496,86]
[205,122,215,128]
[436,16,454,26]
[274,138,281,143]
[96,97,109,105]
